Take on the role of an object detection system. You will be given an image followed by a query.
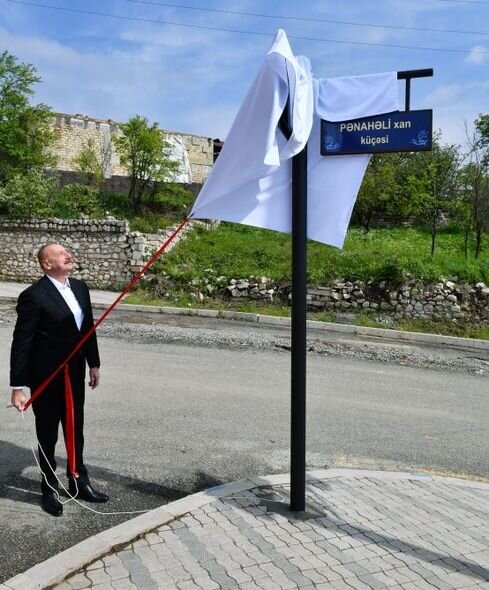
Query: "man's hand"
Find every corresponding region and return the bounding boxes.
[11,389,27,412]
[89,367,100,389]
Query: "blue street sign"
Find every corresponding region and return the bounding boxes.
[321,109,433,156]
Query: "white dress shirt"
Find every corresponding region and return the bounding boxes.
[46,275,84,331]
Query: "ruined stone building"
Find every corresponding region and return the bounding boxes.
[50,112,216,191]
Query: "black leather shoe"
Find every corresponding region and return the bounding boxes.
[41,492,63,516]
[69,482,109,503]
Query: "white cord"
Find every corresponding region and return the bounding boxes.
[20,410,149,515]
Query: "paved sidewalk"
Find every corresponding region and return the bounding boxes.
[3,470,489,590]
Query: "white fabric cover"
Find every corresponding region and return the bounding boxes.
[190,30,399,248]
[166,134,192,183]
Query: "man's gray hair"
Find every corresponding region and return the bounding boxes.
[37,243,57,266]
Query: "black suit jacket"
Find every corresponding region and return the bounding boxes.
[10,275,100,390]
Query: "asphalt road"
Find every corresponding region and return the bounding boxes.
[1,314,488,583]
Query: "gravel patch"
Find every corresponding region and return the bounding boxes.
[97,317,489,377]
[2,303,488,377]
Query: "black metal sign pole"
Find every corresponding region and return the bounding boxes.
[290,143,308,512]
[279,100,308,512]
[397,69,433,112]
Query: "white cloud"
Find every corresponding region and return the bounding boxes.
[466,46,489,65]
[424,80,489,146]
[423,84,464,107]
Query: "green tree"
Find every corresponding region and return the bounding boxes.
[113,115,180,213]
[0,51,55,182]
[0,169,58,217]
[459,116,489,258]
[354,153,415,231]
[73,138,105,188]
[405,134,461,256]
[475,114,489,156]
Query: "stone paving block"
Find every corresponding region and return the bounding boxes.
[370,570,404,587]
[166,565,193,583]
[263,535,287,549]
[252,578,282,590]
[133,545,159,561]
[259,562,291,579]
[330,563,360,580]
[381,553,409,570]
[176,580,203,590]
[270,575,299,590]
[101,554,123,567]
[300,542,324,556]
[288,556,315,572]
[354,557,387,575]
[407,561,440,580]
[301,568,329,585]
[271,558,300,575]
[104,564,130,581]
[191,575,221,590]
[389,565,423,583]
[85,569,112,585]
[441,571,485,588]
[315,552,342,568]
[226,567,253,585]
[212,555,241,571]
[149,570,176,587]
[341,577,374,590]
[238,583,263,590]
[63,573,91,589]
[144,532,163,545]
[246,550,272,565]
[242,564,269,580]
[86,560,104,571]
[132,538,149,548]
[323,580,358,589]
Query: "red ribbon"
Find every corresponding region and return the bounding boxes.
[22,216,190,475]
[64,363,78,478]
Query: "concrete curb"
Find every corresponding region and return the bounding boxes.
[1,294,487,352]
[4,469,489,590]
[100,301,489,352]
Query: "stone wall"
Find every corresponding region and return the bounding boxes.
[51,113,215,185]
[0,218,197,288]
[186,276,489,323]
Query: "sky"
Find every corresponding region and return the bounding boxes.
[1,0,488,147]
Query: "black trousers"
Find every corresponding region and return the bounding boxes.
[32,371,89,493]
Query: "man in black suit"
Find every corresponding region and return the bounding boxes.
[10,243,109,516]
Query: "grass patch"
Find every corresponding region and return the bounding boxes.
[123,291,489,340]
[123,290,291,317]
[153,223,489,285]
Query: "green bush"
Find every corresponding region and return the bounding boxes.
[130,212,175,233]
[56,184,103,218]
[150,183,196,217]
[0,170,58,217]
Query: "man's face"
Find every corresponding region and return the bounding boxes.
[41,244,73,277]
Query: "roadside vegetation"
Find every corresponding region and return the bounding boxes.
[150,223,488,285]
[125,223,489,340]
